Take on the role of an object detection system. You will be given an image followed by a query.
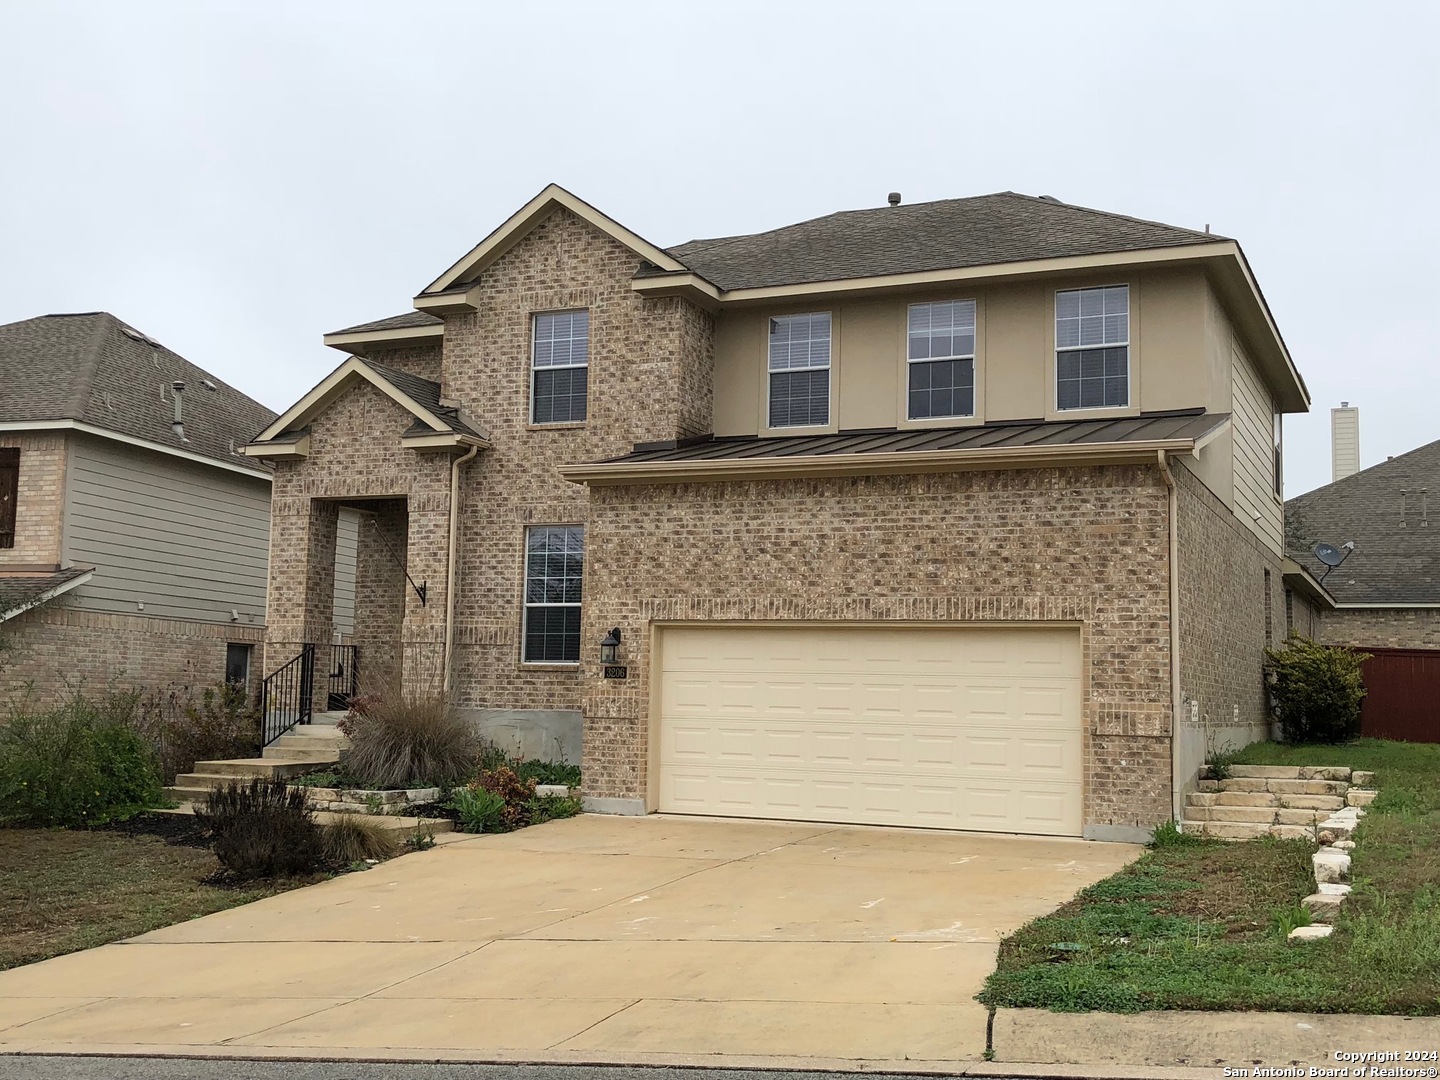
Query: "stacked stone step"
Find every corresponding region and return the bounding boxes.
[262,725,350,762]
[1183,765,1352,840]
[163,755,340,806]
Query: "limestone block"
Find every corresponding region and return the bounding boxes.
[1346,789,1377,807]
[1299,767,1352,782]
[1288,925,1334,943]
[1187,792,1219,807]
[1229,766,1303,779]
[1302,893,1344,920]
[1313,850,1351,884]
[1351,771,1376,787]
[535,784,572,798]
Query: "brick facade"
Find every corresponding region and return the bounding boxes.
[0,432,66,568]
[579,465,1177,834]
[0,602,264,705]
[1319,608,1440,649]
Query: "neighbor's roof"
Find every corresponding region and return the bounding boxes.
[1285,437,1440,606]
[0,567,94,623]
[652,192,1225,291]
[0,313,275,474]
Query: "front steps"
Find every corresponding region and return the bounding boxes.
[162,714,349,805]
[1183,766,1378,840]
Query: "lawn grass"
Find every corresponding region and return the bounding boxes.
[0,826,294,971]
[979,739,1440,1015]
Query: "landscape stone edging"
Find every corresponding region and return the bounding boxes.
[293,783,574,815]
[1289,768,1377,943]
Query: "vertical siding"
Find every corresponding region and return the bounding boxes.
[64,435,271,624]
[333,508,359,637]
[1230,347,1283,553]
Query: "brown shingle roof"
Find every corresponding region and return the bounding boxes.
[328,311,442,336]
[656,192,1223,291]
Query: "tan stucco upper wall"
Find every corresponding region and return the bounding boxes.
[712,265,1226,437]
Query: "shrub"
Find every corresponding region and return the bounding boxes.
[322,814,400,865]
[130,684,261,784]
[1265,635,1370,744]
[475,766,536,829]
[525,793,583,825]
[446,785,507,833]
[476,740,581,788]
[194,777,324,879]
[0,692,162,827]
[342,692,479,789]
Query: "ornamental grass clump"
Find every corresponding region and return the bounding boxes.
[341,691,478,789]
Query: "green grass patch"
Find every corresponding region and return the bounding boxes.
[979,739,1440,1015]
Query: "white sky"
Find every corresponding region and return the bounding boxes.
[2,0,1435,497]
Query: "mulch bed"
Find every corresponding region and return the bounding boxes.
[96,811,210,849]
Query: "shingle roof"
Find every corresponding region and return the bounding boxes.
[1285,438,1440,605]
[600,409,1226,466]
[0,313,275,473]
[656,192,1223,291]
[0,567,93,622]
[328,311,442,336]
[362,360,486,440]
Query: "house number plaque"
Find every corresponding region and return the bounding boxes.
[603,664,628,680]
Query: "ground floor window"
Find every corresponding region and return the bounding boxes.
[522,525,584,664]
[225,643,252,690]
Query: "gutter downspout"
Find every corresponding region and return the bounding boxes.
[443,443,480,695]
[1156,449,1183,823]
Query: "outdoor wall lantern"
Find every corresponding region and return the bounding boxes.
[599,627,623,664]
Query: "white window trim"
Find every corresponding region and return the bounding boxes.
[906,300,977,421]
[520,524,584,667]
[530,310,590,427]
[1054,284,1132,413]
[766,312,833,431]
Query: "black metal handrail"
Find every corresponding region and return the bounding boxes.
[261,644,315,746]
[325,644,359,712]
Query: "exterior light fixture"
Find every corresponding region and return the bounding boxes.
[600,627,622,665]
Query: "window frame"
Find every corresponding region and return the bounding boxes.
[0,447,17,550]
[765,312,833,431]
[529,309,590,427]
[1053,284,1133,414]
[520,524,585,667]
[905,299,978,423]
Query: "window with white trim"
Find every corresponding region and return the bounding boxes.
[768,313,830,427]
[531,311,589,424]
[522,525,584,663]
[1055,286,1129,410]
[908,300,976,420]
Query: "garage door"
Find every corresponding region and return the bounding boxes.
[656,625,1083,835]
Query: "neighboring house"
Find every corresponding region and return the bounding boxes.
[0,313,283,702]
[243,185,1310,842]
[1284,438,1440,741]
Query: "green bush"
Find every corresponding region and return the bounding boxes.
[446,785,506,833]
[195,777,323,879]
[525,793,583,825]
[0,692,162,827]
[342,692,478,789]
[1265,635,1370,744]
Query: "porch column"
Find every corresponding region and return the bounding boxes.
[353,502,407,694]
[401,490,450,697]
[263,495,338,678]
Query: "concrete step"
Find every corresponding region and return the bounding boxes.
[1186,790,1346,811]
[261,745,344,761]
[189,758,328,780]
[1185,806,1325,825]
[1202,777,1349,796]
[1182,820,1317,841]
[163,785,212,804]
[273,726,349,741]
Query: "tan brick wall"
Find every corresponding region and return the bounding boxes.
[579,464,1176,834]
[369,344,442,384]
[0,432,66,568]
[1319,608,1440,649]
[1173,460,1280,787]
[438,207,716,710]
[0,602,264,706]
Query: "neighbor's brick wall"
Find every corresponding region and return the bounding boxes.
[580,464,1176,833]
[438,206,716,711]
[1285,587,1322,640]
[1174,461,1281,783]
[0,602,265,706]
[0,432,66,568]
[1319,608,1440,649]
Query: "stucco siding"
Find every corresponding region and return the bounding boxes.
[63,434,271,625]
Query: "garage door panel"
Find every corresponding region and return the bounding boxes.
[657,626,1082,836]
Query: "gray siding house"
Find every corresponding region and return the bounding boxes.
[0,312,357,701]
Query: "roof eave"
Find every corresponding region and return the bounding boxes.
[0,419,271,480]
[559,437,1203,487]
[0,568,96,624]
[322,323,444,356]
[1280,557,1337,609]
[251,357,458,444]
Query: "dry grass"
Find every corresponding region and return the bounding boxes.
[343,692,478,789]
[322,813,400,864]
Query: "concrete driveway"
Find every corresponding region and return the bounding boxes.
[0,815,1140,1068]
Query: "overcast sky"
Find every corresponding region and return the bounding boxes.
[2,0,1435,497]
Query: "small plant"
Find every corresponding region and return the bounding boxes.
[322,813,399,865]
[288,770,343,788]
[1150,820,1203,848]
[342,691,478,789]
[1271,903,1313,937]
[405,827,437,851]
[475,765,537,829]
[446,785,506,833]
[1265,635,1370,744]
[194,777,324,880]
[525,793,583,825]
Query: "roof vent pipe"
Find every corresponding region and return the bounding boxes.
[887,192,901,206]
[171,380,186,441]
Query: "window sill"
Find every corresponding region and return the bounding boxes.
[519,662,582,671]
[527,423,587,432]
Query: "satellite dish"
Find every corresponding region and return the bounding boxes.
[1313,542,1345,567]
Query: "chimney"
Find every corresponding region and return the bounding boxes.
[1331,401,1359,481]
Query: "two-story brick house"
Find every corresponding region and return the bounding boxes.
[245,185,1309,842]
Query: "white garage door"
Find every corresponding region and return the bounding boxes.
[656,625,1083,836]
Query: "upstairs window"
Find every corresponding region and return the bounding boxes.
[768,313,831,427]
[1056,285,1129,410]
[531,311,589,424]
[0,448,17,549]
[522,525,584,664]
[908,300,976,419]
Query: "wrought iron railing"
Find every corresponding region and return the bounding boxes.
[260,644,315,746]
[325,644,359,712]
